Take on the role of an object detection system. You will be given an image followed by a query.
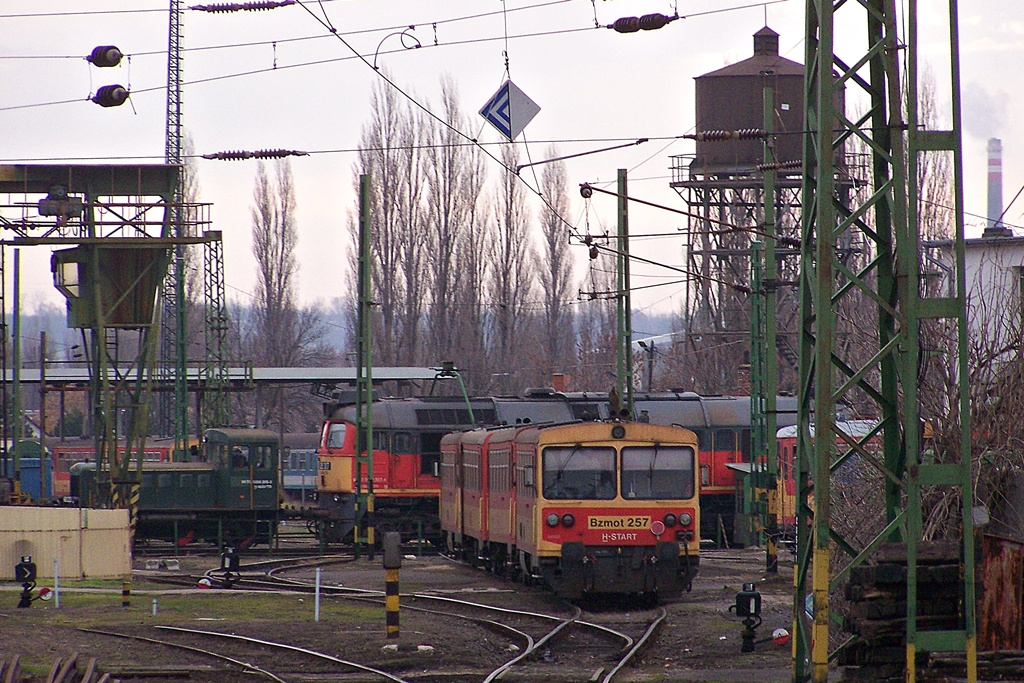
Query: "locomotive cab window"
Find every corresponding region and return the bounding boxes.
[541,445,615,500]
[230,447,248,468]
[327,422,347,449]
[621,445,695,500]
[714,429,737,454]
[421,432,443,476]
[393,432,414,454]
[253,445,273,469]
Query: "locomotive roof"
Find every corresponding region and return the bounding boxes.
[331,391,801,431]
[776,419,878,440]
[635,394,799,429]
[203,427,280,444]
[337,395,576,429]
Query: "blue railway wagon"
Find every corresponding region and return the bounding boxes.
[281,431,319,512]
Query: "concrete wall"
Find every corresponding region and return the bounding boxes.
[0,507,131,579]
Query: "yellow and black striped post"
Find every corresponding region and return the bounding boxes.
[122,579,131,608]
[385,568,400,639]
[382,531,402,640]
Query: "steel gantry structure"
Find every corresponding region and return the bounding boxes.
[158,0,189,452]
[0,164,214,527]
[795,0,975,681]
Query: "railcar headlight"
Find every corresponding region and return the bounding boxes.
[546,513,560,527]
[679,512,693,527]
[561,513,575,528]
[663,513,678,527]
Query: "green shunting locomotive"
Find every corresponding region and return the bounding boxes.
[71,428,281,547]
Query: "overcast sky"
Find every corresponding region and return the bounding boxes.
[0,0,1019,328]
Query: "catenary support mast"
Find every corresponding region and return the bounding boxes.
[794,1,975,681]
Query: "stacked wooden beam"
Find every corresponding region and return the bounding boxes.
[839,542,962,681]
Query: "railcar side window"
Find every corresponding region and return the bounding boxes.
[621,446,695,500]
[327,423,347,448]
[541,446,615,500]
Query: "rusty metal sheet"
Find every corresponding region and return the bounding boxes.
[979,534,1024,651]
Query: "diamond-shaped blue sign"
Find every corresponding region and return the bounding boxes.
[479,80,540,141]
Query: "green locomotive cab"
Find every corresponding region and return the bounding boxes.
[203,427,280,511]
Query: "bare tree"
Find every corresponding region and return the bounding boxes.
[488,145,535,391]
[572,253,617,391]
[246,159,334,430]
[250,160,298,365]
[451,179,492,393]
[181,132,207,366]
[538,147,575,380]
[354,76,429,366]
[425,76,487,365]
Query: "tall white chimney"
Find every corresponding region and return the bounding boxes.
[985,138,1010,237]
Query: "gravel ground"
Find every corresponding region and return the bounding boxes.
[0,546,799,682]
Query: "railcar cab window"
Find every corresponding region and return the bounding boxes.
[327,423,347,449]
[542,445,616,500]
[621,445,695,500]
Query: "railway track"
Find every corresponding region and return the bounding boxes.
[256,560,669,681]
[141,552,670,681]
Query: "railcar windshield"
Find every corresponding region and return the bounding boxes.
[327,423,347,449]
[542,445,616,500]
[621,445,695,500]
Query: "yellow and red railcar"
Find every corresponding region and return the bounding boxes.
[442,420,700,600]
[775,419,881,534]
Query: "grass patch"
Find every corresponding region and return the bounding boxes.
[5,591,383,628]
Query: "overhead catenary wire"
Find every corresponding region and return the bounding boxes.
[0,1,795,109]
[4,0,849,300]
[286,2,738,293]
[579,182,803,249]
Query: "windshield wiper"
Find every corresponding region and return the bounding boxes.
[649,443,660,482]
[556,444,582,481]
